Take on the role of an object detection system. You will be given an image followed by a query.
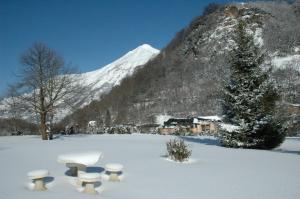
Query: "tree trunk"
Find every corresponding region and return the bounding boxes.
[39,85,47,140]
[40,112,47,140]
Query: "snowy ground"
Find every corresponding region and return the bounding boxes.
[0,134,299,199]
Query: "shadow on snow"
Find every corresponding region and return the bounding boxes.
[180,136,220,146]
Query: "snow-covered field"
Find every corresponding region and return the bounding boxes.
[0,134,299,199]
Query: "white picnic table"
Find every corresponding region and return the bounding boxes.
[57,151,103,176]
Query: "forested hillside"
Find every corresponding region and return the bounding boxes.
[64,1,300,131]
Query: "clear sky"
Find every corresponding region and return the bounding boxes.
[0,0,237,97]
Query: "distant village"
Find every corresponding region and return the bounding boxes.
[76,115,223,136]
[63,101,300,137]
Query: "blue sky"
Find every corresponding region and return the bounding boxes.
[0,0,236,96]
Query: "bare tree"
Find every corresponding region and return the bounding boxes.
[13,43,82,140]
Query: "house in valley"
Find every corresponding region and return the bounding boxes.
[158,116,222,135]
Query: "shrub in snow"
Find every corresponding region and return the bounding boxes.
[117,126,131,134]
[220,20,286,149]
[103,125,132,134]
[174,126,190,136]
[166,138,191,162]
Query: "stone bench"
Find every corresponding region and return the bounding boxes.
[105,163,123,181]
[27,169,49,191]
[78,173,101,194]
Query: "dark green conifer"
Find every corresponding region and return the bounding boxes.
[220,20,286,149]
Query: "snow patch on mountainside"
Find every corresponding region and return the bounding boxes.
[155,114,172,126]
[205,8,264,56]
[272,55,300,71]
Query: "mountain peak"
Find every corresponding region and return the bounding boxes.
[133,44,160,54]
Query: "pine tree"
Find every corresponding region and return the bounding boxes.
[220,20,286,149]
[105,109,111,127]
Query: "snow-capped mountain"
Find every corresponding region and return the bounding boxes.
[0,44,160,121]
[77,44,159,104]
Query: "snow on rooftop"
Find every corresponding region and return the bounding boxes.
[155,114,172,126]
[193,118,198,124]
[198,116,222,121]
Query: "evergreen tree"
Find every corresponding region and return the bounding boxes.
[220,20,286,149]
[105,109,111,127]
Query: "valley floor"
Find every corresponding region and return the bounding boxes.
[0,134,299,199]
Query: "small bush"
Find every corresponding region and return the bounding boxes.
[174,127,191,136]
[166,138,192,162]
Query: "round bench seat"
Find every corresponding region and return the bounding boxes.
[105,163,123,181]
[27,169,49,191]
[105,163,123,172]
[79,173,101,182]
[78,173,101,194]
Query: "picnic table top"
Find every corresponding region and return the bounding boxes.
[57,151,102,166]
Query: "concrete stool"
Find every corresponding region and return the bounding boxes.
[78,173,101,194]
[27,170,49,191]
[105,163,123,181]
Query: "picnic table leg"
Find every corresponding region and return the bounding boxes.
[66,163,79,176]
[34,178,47,191]
[77,164,87,186]
[109,172,120,181]
[83,182,97,194]
[69,166,78,176]
[78,164,86,173]
[66,163,86,176]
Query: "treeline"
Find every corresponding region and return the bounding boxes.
[0,118,38,136]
